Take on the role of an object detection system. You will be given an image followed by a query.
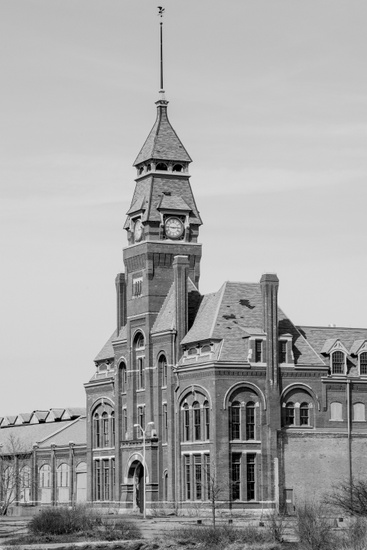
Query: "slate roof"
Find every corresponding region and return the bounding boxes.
[182,281,325,365]
[0,419,85,453]
[94,330,117,362]
[151,278,199,335]
[124,175,202,229]
[297,326,367,361]
[134,101,192,166]
[38,417,86,448]
[157,195,191,212]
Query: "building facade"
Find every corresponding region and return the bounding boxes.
[85,91,367,514]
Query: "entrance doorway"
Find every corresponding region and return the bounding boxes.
[128,460,144,513]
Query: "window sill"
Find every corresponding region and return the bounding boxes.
[229,440,261,443]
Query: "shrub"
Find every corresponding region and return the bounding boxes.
[170,523,271,549]
[295,502,335,550]
[338,517,367,550]
[101,518,142,541]
[29,506,99,535]
[265,511,288,543]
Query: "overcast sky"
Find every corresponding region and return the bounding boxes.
[1,1,366,417]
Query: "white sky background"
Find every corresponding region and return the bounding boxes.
[1,1,366,416]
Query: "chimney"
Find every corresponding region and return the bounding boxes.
[115,273,127,334]
[260,273,279,387]
[173,255,190,361]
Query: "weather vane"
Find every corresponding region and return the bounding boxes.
[157,6,165,92]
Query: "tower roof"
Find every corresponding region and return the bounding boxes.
[134,99,192,166]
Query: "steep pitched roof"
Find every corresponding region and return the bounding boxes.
[94,330,117,362]
[134,101,192,165]
[38,417,86,448]
[182,281,325,365]
[152,278,200,335]
[157,194,191,212]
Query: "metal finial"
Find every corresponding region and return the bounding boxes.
[157,7,165,92]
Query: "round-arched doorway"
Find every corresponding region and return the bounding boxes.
[128,460,144,513]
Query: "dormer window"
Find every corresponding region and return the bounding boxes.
[173,163,183,172]
[279,340,287,364]
[156,162,168,171]
[331,351,345,375]
[255,340,263,363]
[360,352,367,375]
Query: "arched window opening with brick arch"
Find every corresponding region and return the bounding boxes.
[92,403,115,449]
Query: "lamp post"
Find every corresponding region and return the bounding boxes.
[134,422,154,519]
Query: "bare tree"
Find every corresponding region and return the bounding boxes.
[203,460,230,529]
[0,434,32,515]
[325,479,367,517]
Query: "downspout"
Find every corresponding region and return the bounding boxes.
[347,379,353,500]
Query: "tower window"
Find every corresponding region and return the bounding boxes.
[230,401,241,440]
[132,277,143,298]
[204,400,210,440]
[172,163,183,172]
[193,401,201,441]
[156,162,167,171]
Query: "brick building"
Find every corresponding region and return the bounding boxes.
[0,408,86,514]
[85,89,367,514]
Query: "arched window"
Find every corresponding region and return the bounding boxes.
[353,402,365,421]
[332,351,345,375]
[300,403,309,426]
[123,408,127,438]
[94,413,100,448]
[20,466,31,489]
[246,402,255,440]
[204,400,210,440]
[330,401,343,421]
[360,352,367,375]
[133,332,145,390]
[156,162,167,171]
[183,403,190,441]
[119,362,127,393]
[57,463,69,488]
[193,402,201,441]
[164,470,168,501]
[93,403,115,448]
[111,411,115,446]
[230,401,241,440]
[172,163,183,172]
[285,402,295,426]
[39,464,51,488]
[159,354,168,387]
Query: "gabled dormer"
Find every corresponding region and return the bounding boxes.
[350,339,367,375]
[321,339,349,375]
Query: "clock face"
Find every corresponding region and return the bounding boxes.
[134,219,143,242]
[165,217,184,239]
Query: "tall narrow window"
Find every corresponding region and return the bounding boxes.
[230,401,241,440]
[164,471,168,501]
[138,358,144,390]
[94,413,100,448]
[255,340,262,362]
[300,403,309,426]
[247,454,256,501]
[163,403,168,443]
[231,454,241,501]
[205,454,211,500]
[183,404,190,441]
[39,464,51,488]
[102,412,109,446]
[204,401,210,440]
[360,352,367,375]
[279,340,287,363]
[57,463,69,488]
[332,351,345,375]
[194,455,202,500]
[94,461,101,500]
[103,460,110,501]
[285,402,295,426]
[353,402,365,421]
[111,411,115,446]
[123,408,127,438]
[193,402,201,441]
[120,363,127,393]
[138,406,145,431]
[159,355,168,387]
[246,402,255,440]
[185,455,191,500]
